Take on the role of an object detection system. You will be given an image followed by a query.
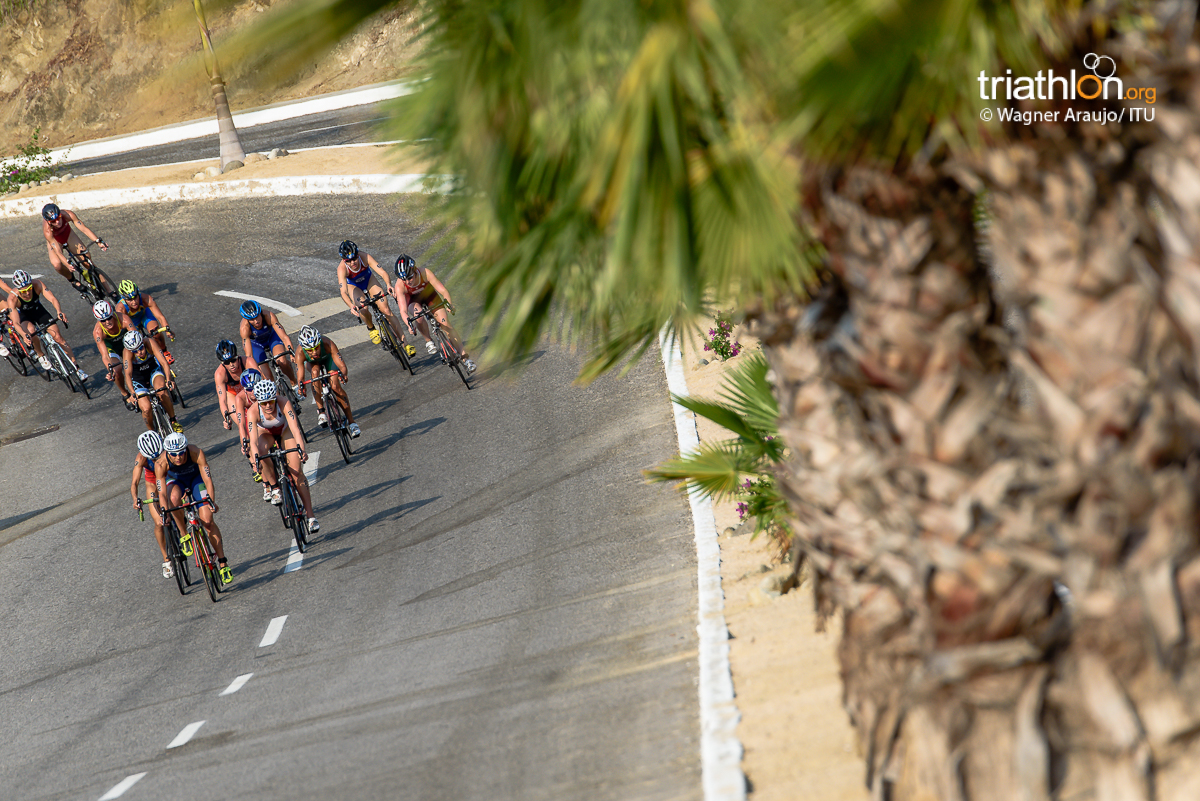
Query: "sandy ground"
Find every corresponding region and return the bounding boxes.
[16,144,869,800]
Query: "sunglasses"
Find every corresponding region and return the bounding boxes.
[222,358,239,365]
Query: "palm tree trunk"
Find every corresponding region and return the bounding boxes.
[194,0,245,170]
[756,64,1200,800]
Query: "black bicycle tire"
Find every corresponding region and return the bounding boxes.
[2,348,23,375]
[453,358,471,388]
[207,527,227,594]
[6,332,31,376]
[173,528,192,592]
[199,533,220,602]
[276,462,292,530]
[92,267,120,305]
[47,340,76,392]
[325,396,352,463]
[171,376,187,409]
[153,403,173,439]
[57,340,91,398]
[163,517,189,596]
[291,483,308,552]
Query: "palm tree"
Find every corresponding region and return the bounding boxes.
[242,1,1200,797]
[193,0,245,169]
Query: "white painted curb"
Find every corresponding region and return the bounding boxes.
[0,174,449,218]
[50,81,413,162]
[659,329,746,801]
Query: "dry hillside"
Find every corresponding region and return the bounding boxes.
[0,0,416,153]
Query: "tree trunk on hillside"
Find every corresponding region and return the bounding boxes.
[753,39,1200,801]
[194,0,245,170]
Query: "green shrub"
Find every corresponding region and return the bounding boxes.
[0,129,57,194]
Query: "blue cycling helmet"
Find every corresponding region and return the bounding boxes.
[239,300,261,320]
[240,368,263,391]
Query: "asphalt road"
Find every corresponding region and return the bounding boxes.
[0,195,701,800]
[60,104,391,175]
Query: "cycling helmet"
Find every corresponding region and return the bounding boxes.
[339,240,358,261]
[42,203,60,221]
[253,379,278,403]
[394,254,416,280]
[297,325,321,350]
[239,368,263,391]
[11,270,32,289]
[137,430,164,459]
[215,339,238,361]
[123,330,145,351]
[240,300,261,320]
[163,432,189,455]
[117,280,139,300]
[93,300,114,321]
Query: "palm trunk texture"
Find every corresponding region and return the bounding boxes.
[751,39,1200,801]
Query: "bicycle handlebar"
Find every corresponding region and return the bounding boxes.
[162,497,213,514]
[300,371,342,386]
[254,445,305,466]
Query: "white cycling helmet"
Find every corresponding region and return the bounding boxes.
[253,379,278,403]
[163,432,188,454]
[11,270,32,289]
[137,430,164,459]
[297,325,321,350]
[123,330,145,351]
[93,300,114,321]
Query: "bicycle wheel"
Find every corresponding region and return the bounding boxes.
[164,519,189,596]
[92,266,120,305]
[276,468,293,530]
[2,342,26,375]
[54,342,91,398]
[45,340,75,392]
[198,532,220,603]
[325,399,352,463]
[170,371,187,409]
[152,403,173,438]
[379,319,414,375]
[290,484,308,553]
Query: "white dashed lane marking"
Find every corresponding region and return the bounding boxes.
[220,674,254,696]
[213,290,302,317]
[259,615,288,647]
[284,541,304,573]
[167,721,205,749]
[99,773,146,800]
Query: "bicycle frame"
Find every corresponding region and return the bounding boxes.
[132,382,174,436]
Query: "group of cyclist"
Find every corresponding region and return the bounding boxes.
[7,210,475,588]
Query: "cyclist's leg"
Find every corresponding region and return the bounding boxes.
[153,372,176,420]
[46,241,73,281]
[147,499,168,562]
[255,431,279,485]
[165,481,188,539]
[64,230,90,258]
[283,436,315,518]
[367,279,400,339]
[19,319,44,357]
[348,285,375,332]
[192,481,225,562]
[330,374,355,423]
[271,341,297,386]
[407,302,433,344]
[134,388,155,429]
[434,307,468,357]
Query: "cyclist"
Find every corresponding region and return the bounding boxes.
[92,300,137,408]
[157,432,232,585]
[393,254,476,374]
[214,340,264,482]
[42,203,108,289]
[116,280,174,364]
[297,325,360,438]
[0,275,13,359]
[336,240,409,352]
[123,329,182,433]
[238,299,299,392]
[131,431,181,580]
[5,269,88,380]
[248,379,320,532]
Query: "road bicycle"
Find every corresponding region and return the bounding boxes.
[259,348,304,421]
[161,495,223,603]
[138,498,191,596]
[255,445,311,553]
[63,243,118,306]
[29,318,90,397]
[301,370,352,464]
[0,309,37,377]
[355,294,413,376]
[131,381,175,438]
[408,303,472,389]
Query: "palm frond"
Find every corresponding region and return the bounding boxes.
[644,438,760,501]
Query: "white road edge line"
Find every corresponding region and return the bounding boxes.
[220,673,254,696]
[284,541,304,573]
[213,290,302,317]
[99,772,147,800]
[659,329,746,801]
[167,721,205,749]
[260,615,288,647]
[302,450,321,485]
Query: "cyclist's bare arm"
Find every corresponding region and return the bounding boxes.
[144,295,170,328]
[423,270,453,308]
[365,254,391,289]
[130,457,144,505]
[37,282,66,320]
[65,210,105,249]
[336,264,358,314]
[268,313,294,352]
[330,342,349,382]
[195,448,218,507]
[283,401,306,450]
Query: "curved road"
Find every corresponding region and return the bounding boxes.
[0,195,701,799]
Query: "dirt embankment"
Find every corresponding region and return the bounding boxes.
[0,0,415,154]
